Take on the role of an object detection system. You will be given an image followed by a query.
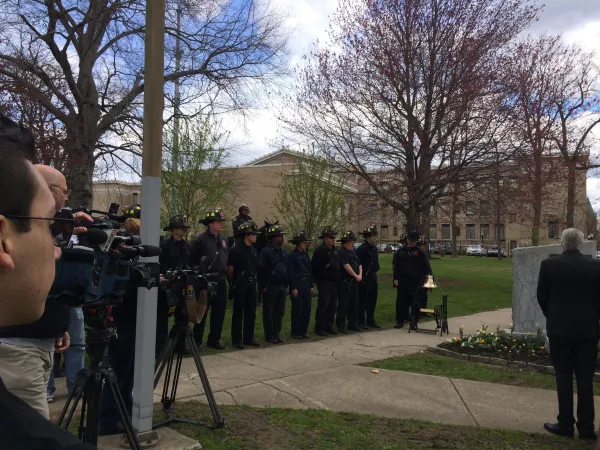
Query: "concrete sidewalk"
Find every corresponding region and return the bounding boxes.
[50,308,593,436]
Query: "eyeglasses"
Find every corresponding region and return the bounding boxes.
[48,185,72,197]
[4,214,75,247]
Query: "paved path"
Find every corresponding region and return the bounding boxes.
[50,308,600,437]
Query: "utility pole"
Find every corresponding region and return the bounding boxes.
[171,4,183,215]
[132,0,165,440]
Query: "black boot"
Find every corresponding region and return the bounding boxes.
[543,423,574,438]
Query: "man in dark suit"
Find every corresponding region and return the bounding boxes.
[537,228,600,441]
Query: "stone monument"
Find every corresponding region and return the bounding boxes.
[512,241,597,335]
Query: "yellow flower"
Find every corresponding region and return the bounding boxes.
[540,346,545,350]
[510,323,513,327]
[512,339,516,343]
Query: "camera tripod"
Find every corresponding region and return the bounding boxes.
[153,317,225,429]
[57,326,140,449]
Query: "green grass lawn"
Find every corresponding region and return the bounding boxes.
[159,401,590,449]
[187,255,513,353]
[367,352,600,396]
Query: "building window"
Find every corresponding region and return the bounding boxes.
[480,200,489,215]
[466,224,475,240]
[369,203,377,218]
[453,203,461,214]
[496,224,505,241]
[548,220,559,239]
[441,224,451,240]
[393,226,398,236]
[509,213,516,223]
[466,201,476,216]
[480,224,490,240]
[429,224,437,241]
[132,192,139,204]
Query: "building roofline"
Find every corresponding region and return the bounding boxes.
[243,148,303,167]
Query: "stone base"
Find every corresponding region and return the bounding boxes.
[98,428,202,450]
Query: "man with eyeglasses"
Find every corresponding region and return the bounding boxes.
[0,164,91,418]
[0,119,93,448]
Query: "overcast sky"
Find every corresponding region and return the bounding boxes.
[221,0,600,209]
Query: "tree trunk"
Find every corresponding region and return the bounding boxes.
[66,135,95,209]
[532,151,543,246]
[566,162,576,228]
[406,206,420,232]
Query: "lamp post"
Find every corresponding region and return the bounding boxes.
[132,0,165,439]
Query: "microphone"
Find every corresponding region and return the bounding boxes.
[78,228,109,246]
[119,245,162,258]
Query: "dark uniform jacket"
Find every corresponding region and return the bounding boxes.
[159,237,190,273]
[339,247,361,281]
[287,249,314,291]
[311,242,341,282]
[190,230,228,277]
[231,214,253,235]
[357,242,379,278]
[228,243,258,281]
[393,245,432,283]
[537,250,600,340]
[257,243,288,289]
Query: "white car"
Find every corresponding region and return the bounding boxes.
[466,244,483,256]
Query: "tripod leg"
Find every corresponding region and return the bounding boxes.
[105,370,141,450]
[186,332,225,428]
[154,333,178,389]
[169,339,185,404]
[81,373,103,447]
[57,377,86,429]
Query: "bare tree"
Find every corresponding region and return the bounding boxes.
[279,0,540,231]
[0,0,289,208]
[272,147,350,243]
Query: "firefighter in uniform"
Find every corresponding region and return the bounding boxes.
[336,231,362,333]
[287,231,314,339]
[190,208,229,350]
[232,204,253,235]
[311,226,341,336]
[357,224,380,329]
[393,231,431,328]
[227,221,260,349]
[258,224,288,344]
[158,215,191,356]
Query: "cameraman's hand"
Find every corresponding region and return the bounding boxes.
[73,211,93,234]
[55,331,70,353]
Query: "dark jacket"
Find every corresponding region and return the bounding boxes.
[393,245,432,283]
[311,242,341,282]
[159,237,191,274]
[257,243,288,288]
[287,249,313,291]
[537,250,600,340]
[357,242,379,278]
[228,243,258,280]
[190,230,228,277]
[339,246,361,281]
[0,303,68,339]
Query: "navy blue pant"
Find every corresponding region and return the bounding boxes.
[396,281,418,324]
[263,284,286,341]
[337,279,358,330]
[290,278,312,337]
[315,279,338,333]
[98,324,135,433]
[193,277,227,345]
[231,281,257,344]
[358,275,378,325]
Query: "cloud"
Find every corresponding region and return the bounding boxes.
[532,1,600,34]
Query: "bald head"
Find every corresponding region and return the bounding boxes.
[35,165,68,211]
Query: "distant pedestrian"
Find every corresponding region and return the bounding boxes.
[336,231,361,333]
[287,231,314,339]
[537,228,600,441]
[357,224,380,329]
[311,226,341,336]
[258,224,288,344]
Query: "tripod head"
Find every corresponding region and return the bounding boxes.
[81,298,122,367]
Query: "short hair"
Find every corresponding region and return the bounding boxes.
[561,228,584,251]
[124,218,141,235]
[0,113,36,161]
[0,147,38,233]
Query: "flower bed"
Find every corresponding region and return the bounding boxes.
[435,324,600,375]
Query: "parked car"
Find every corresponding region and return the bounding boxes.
[486,245,507,258]
[466,244,484,256]
[376,244,394,253]
[597,251,600,260]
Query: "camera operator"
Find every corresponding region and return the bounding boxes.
[191,208,229,350]
[0,164,92,418]
[0,118,94,449]
[97,214,143,436]
[157,215,191,355]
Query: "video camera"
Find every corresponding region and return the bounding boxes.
[160,267,220,323]
[48,208,161,309]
